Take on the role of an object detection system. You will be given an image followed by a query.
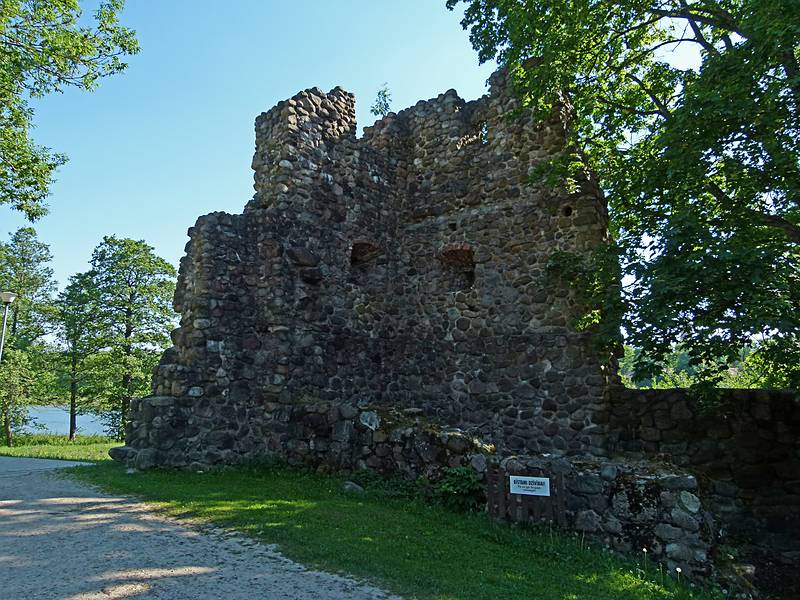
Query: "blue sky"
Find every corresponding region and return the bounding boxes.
[2,0,495,287]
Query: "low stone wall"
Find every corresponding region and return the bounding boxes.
[112,393,724,580]
[608,388,800,537]
[487,455,714,580]
[111,386,799,584]
[114,395,492,479]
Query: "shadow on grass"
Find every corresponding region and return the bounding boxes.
[71,463,722,600]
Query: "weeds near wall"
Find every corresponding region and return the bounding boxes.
[429,466,486,512]
[351,466,486,513]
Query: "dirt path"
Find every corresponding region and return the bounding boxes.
[0,457,398,600]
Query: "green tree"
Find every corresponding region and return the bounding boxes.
[53,271,102,440]
[81,346,163,437]
[370,83,392,117]
[1,0,139,220]
[87,236,176,438]
[0,227,56,346]
[621,343,795,390]
[448,0,800,388]
[0,347,34,446]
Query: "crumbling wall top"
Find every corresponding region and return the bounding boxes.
[249,86,357,210]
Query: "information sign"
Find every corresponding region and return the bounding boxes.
[509,475,550,496]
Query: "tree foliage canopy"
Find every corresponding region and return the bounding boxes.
[88,236,176,350]
[448,0,800,387]
[0,227,56,346]
[84,236,176,436]
[0,0,139,219]
[0,229,177,441]
[0,347,34,445]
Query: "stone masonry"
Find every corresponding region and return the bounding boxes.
[488,455,713,579]
[122,67,617,471]
[113,68,800,583]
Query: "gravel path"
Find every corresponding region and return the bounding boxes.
[0,457,398,600]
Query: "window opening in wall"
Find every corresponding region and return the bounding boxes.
[440,244,475,291]
[479,121,489,145]
[456,120,490,149]
[448,222,458,231]
[562,205,573,217]
[349,240,382,289]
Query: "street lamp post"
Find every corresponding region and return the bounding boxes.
[0,292,17,365]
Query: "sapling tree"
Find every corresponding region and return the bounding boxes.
[370,83,393,117]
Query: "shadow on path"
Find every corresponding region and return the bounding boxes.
[0,458,395,600]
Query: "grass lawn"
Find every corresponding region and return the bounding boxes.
[0,434,115,462]
[70,462,723,600]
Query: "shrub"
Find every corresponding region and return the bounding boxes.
[429,466,485,512]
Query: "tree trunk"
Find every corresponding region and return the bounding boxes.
[120,300,134,441]
[3,404,12,447]
[69,354,78,441]
[120,372,131,441]
[10,305,18,337]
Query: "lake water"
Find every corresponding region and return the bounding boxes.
[25,406,107,436]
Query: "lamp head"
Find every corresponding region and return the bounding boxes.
[0,292,17,304]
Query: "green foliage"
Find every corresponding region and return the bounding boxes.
[48,272,103,437]
[546,246,624,353]
[0,347,34,445]
[0,227,56,346]
[0,228,57,444]
[369,83,392,117]
[428,466,486,512]
[620,343,796,391]
[528,151,587,194]
[75,236,176,437]
[0,0,139,220]
[81,347,164,436]
[448,0,800,389]
[725,343,798,389]
[351,467,485,512]
[348,469,419,499]
[8,432,110,446]
[0,230,176,440]
[57,272,102,362]
[88,236,176,349]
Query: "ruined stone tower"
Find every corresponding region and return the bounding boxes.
[123,68,617,470]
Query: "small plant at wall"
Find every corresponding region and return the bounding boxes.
[429,466,485,512]
[370,83,392,117]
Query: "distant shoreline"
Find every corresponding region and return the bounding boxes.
[25,406,106,437]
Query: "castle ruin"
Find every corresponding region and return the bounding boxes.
[122,68,616,470]
[114,68,800,583]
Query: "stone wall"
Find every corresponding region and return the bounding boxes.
[608,388,800,538]
[120,395,491,477]
[123,67,617,470]
[112,66,800,588]
[487,455,713,580]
